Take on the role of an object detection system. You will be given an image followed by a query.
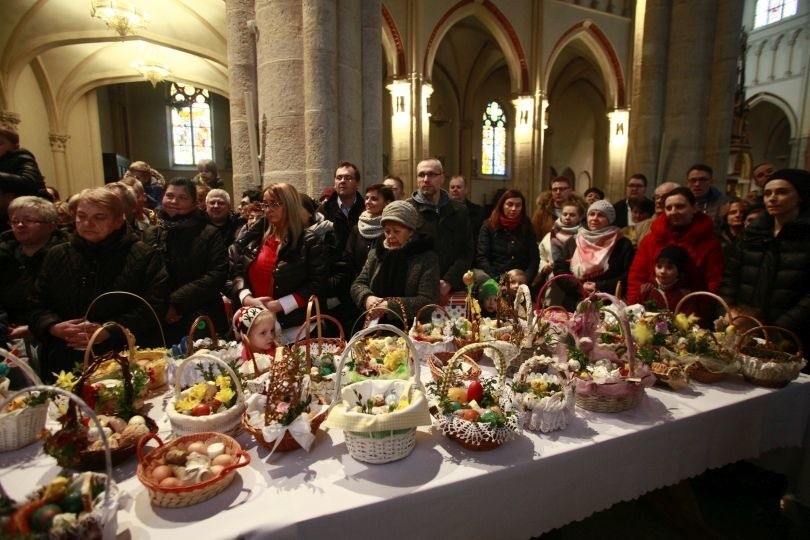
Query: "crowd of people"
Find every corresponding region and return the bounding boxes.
[1,118,809,381]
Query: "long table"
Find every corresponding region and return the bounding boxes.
[2,374,809,539]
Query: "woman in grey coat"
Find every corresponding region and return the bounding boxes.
[351,201,439,326]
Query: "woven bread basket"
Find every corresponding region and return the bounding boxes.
[737,326,807,388]
[0,347,48,452]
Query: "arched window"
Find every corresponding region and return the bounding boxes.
[481,100,507,176]
[168,83,213,165]
[754,0,798,28]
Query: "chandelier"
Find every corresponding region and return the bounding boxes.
[91,0,149,37]
[131,60,171,87]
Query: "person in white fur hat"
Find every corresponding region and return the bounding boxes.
[552,199,635,310]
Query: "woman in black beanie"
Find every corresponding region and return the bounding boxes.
[720,168,810,359]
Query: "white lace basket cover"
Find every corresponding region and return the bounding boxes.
[512,355,575,433]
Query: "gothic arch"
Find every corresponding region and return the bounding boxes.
[544,21,626,109]
[422,0,529,93]
[746,92,797,137]
[382,4,406,78]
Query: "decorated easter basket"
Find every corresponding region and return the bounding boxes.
[136,432,250,508]
[0,386,119,539]
[343,300,413,383]
[671,292,740,384]
[290,296,347,403]
[45,323,158,470]
[534,274,586,321]
[433,341,522,451]
[168,315,240,386]
[166,352,247,436]
[409,303,455,361]
[242,346,328,454]
[571,293,654,413]
[0,348,48,452]
[427,350,482,382]
[737,326,807,388]
[324,325,431,464]
[511,354,575,433]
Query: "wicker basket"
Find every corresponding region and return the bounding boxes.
[573,292,652,413]
[434,342,521,451]
[166,352,247,436]
[409,303,455,362]
[137,432,250,507]
[534,274,585,317]
[290,295,347,403]
[0,385,119,538]
[0,347,48,452]
[44,323,158,470]
[427,351,481,382]
[512,355,575,433]
[324,325,430,464]
[672,292,739,383]
[737,326,807,388]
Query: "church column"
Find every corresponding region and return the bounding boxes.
[512,96,535,197]
[361,0,383,185]
[48,133,70,193]
[0,111,20,129]
[226,0,258,196]
[387,79,413,188]
[607,109,630,193]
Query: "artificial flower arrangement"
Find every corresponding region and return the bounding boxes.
[659,310,740,382]
[52,361,149,419]
[510,354,575,433]
[560,293,654,413]
[173,375,236,417]
[626,308,689,390]
[346,335,410,381]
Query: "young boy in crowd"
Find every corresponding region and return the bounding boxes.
[638,246,691,311]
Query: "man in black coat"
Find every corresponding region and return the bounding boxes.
[0,125,45,233]
[449,174,485,249]
[613,173,651,228]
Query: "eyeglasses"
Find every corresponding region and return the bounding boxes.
[335,174,355,182]
[9,218,48,227]
[260,200,283,210]
[417,171,442,178]
[687,176,711,184]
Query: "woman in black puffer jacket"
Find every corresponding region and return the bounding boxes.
[476,189,538,284]
[145,177,228,343]
[229,183,326,343]
[721,169,810,359]
[29,188,168,378]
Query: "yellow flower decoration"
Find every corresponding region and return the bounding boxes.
[632,321,653,347]
[175,395,199,413]
[396,395,410,410]
[383,348,407,372]
[52,370,78,390]
[187,383,208,401]
[214,386,235,407]
[215,375,232,389]
[674,313,699,333]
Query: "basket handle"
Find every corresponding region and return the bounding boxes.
[534,273,585,313]
[436,341,509,401]
[328,324,420,408]
[187,315,219,355]
[592,292,637,377]
[82,321,137,371]
[136,432,165,462]
[173,352,246,406]
[293,296,346,372]
[735,325,804,358]
[0,386,113,514]
[0,347,43,386]
[83,291,166,348]
[222,449,251,474]
[362,297,408,330]
[643,287,670,311]
[673,291,732,320]
[514,284,533,323]
[539,305,571,322]
[412,303,451,328]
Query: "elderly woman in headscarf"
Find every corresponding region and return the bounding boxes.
[351,200,439,324]
[553,200,635,309]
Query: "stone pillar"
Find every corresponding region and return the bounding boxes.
[303,0,338,195]
[704,0,744,186]
[361,0,383,185]
[255,0,305,189]
[660,1,715,181]
[607,109,630,197]
[0,110,21,128]
[48,133,70,193]
[628,0,671,184]
[226,0,258,197]
[387,79,413,189]
[512,96,535,197]
[336,1,363,181]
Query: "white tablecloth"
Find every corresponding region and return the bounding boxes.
[1,374,809,539]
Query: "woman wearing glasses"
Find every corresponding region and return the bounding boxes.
[229,183,326,343]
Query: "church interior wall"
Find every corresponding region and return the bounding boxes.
[13,65,54,186]
[65,91,104,193]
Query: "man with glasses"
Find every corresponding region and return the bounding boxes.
[318,161,364,254]
[613,173,652,228]
[686,163,728,230]
[408,158,473,301]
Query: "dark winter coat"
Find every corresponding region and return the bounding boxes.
[720,211,810,352]
[29,227,168,375]
[144,210,228,341]
[0,148,45,197]
[317,191,364,254]
[627,212,724,305]
[350,235,440,322]
[476,221,538,284]
[228,219,327,330]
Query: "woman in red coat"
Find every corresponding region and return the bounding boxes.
[627,187,724,306]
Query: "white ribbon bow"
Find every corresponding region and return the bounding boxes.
[261,413,315,457]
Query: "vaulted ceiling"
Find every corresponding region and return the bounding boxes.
[1,0,227,120]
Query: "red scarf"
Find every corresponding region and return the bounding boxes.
[499,214,522,231]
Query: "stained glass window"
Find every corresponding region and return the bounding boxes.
[169,83,213,166]
[481,100,507,176]
[754,0,797,28]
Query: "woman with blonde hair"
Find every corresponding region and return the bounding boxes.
[229,183,326,342]
[29,187,168,378]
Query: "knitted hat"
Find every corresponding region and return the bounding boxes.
[478,278,499,302]
[300,193,317,218]
[381,200,422,230]
[767,169,810,206]
[233,306,266,339]
[656,245,689,273]
[588,199,616,224]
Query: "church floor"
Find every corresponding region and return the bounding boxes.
[537,461,810,539]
